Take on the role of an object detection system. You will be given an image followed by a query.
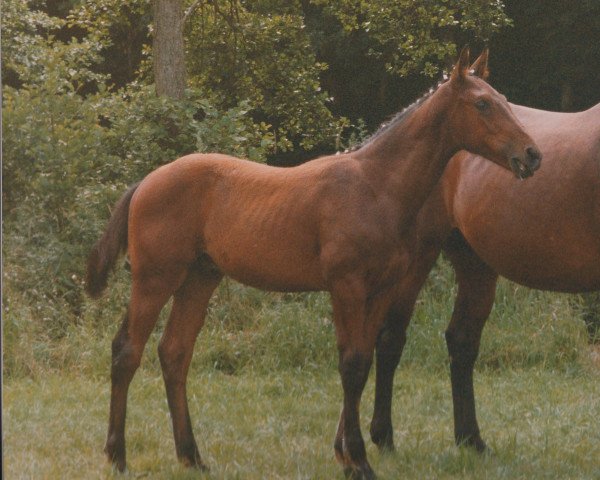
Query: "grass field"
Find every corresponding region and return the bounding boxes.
[3,262,600,479]
[4,364,600,479]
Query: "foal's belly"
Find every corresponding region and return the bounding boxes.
[207,246,326,292]
[202,216,326,292]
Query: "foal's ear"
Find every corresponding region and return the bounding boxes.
[450,46,470,83]
[470,48,490,80]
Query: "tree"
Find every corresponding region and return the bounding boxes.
[67,0,151,89]
[490,0,600,111]
[153,0,187,98]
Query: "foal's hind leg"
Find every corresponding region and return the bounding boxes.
[158,264,222,469]
[105,271,184,471]
[444,235,498,452]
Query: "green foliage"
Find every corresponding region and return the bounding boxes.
[2,0,275,333]
[2,0,106,90]
[313,0,511,76]
[64,0,345,152]
[2,18,113,317]
[491,0,600,111]
[67,0,151,87]
[402,259,590,374]
[196,287,335,374]
[3,79,273,328]
[100,87,273,178]
[185,1,343,151]
[1,0,64,86]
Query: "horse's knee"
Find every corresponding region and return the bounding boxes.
[339,351,372,394]
[376,326,406,367]
[158,340,186,381]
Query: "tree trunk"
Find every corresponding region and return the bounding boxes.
[153,0,186,99]
[560,81,573,112]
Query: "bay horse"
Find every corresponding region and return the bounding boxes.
[85,48,541,479]
[369,75,600,454]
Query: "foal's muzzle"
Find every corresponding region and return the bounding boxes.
[510,146,542,180]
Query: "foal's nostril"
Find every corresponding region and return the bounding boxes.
[526,146,542,171]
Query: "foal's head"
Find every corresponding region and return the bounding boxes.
[437,48,541,179]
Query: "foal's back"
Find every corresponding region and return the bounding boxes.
[128,152,370,291]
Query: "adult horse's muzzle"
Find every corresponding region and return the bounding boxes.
[510,146,542,179]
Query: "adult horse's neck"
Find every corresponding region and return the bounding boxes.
[354,87,458,226]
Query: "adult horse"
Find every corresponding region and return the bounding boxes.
[369,72,600,454]
[85,48,541,479]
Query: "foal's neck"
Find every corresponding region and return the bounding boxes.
[355,93,458,225]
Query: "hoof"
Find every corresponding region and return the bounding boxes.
[343,463,377,480]
[193,461,209,472]
[179,453,209,471]
[105,439,126,473]
[370,426,395,453]
[456,434,488,454]
[177,440,209,471]
[180,457,209,471]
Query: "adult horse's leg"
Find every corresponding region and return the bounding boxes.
[105,270,182,471]
[443,232,498,452]
[331,279,392,480]
[370,247,441,451]
[158,262,222,469]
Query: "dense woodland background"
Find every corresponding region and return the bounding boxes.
[3,2,600,478]
[3,0,600,374]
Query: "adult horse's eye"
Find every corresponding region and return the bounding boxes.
[475,99,490,112]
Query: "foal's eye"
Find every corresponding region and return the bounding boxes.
[475,99,490,112]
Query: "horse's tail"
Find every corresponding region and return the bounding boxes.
[85,182,140,298]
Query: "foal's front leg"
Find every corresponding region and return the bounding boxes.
[330,278,391,480]
[371,247,441,451]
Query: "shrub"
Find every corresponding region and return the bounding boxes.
[3,33,274,347]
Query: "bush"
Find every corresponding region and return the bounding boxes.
[3,34,275,350]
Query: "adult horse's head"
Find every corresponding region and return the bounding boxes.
[440,47,542,179]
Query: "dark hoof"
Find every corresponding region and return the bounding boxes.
[194,462,210,472]
[456,434,488,454]
[370,425,395,453]
[343,463,377,480]
[179,452,209,471]
[180,457,209,471]
[176,439,209,471]
[105,439,126,472]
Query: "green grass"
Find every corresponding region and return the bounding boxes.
[4,365,600,479]
[4,259,600,478]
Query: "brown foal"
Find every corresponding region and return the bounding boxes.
[86,48,541,479]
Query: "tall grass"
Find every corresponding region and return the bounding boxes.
[3,258,592,380]
[4,366,600,479]
[4,256,599,478]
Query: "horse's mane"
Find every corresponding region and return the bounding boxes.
[348,73,449,153]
